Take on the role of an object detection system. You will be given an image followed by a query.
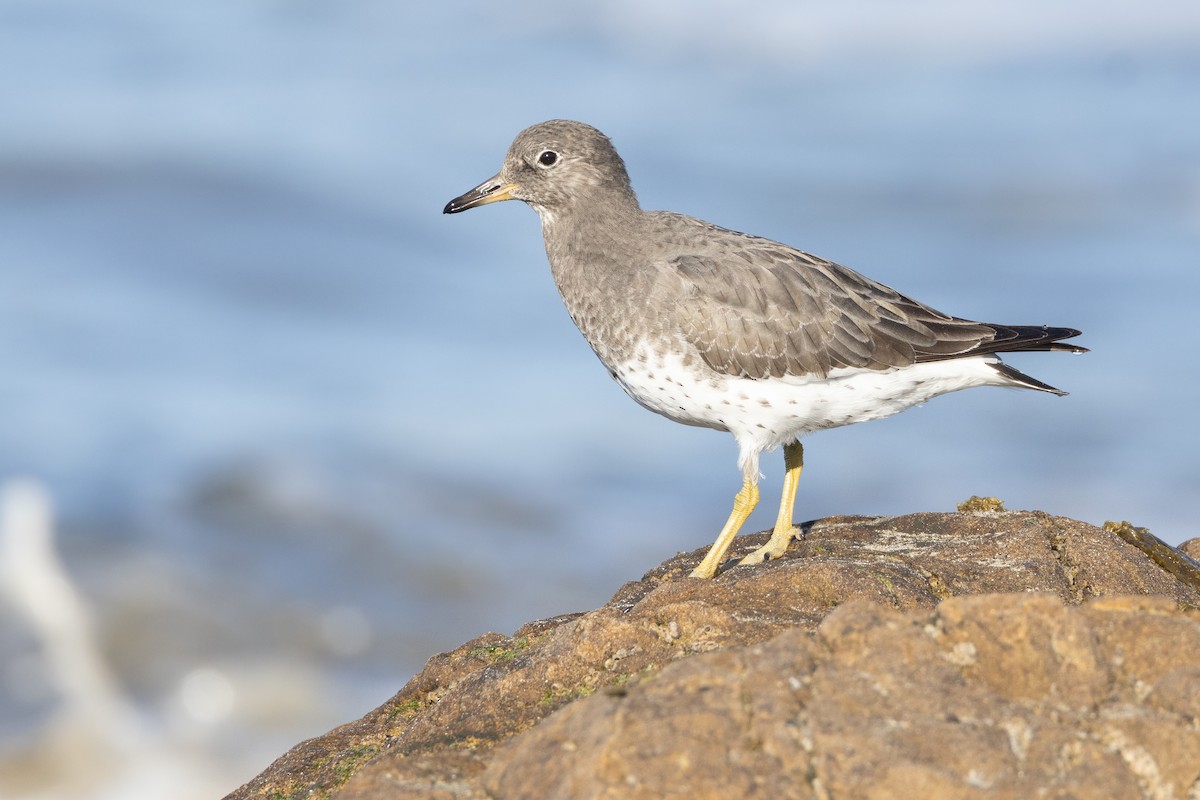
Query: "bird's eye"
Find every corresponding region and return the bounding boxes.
[537,150,559,167]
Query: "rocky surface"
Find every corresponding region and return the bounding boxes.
[225,511,1200,800]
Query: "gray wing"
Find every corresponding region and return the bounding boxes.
[670,238,996,380]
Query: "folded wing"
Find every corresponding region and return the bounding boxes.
[670,239,1083,381]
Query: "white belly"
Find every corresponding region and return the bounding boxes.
[610,343,1009,455]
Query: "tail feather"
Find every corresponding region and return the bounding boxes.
[989,362,1069,396]
[972,325,1085,396]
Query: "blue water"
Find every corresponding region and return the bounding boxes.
[1,2,1198,796]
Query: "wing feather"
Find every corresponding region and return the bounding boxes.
[670,235,998,379]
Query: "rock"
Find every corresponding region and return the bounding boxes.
[224,512,1200,800]
[1178,536,1200,562]
[486,594,1200,800]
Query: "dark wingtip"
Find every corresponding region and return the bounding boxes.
[1048,343,1089,355]
[977,324,1087,356]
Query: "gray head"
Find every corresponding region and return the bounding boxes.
[443,120,639,222]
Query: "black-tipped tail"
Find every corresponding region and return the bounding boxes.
[975,325,1085,396]
[989,362,1069,396]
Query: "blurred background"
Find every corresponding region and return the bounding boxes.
[1,1,1197,797]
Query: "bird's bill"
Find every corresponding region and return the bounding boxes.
[443,174,518,214]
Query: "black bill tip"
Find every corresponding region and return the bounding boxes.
[443,176,515,214]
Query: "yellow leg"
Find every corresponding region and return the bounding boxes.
[689,475,759,579]
[740,441,804,566]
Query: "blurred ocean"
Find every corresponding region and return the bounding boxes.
[1,1,1198,796]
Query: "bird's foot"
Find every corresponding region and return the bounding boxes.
[738,527,796,566]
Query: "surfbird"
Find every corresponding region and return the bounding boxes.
[444,120,1085,579]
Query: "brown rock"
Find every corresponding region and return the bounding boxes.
[224,512,1200,800]
[1179,536,1200,562]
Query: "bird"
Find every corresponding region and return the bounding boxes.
[443,120,1085,579]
